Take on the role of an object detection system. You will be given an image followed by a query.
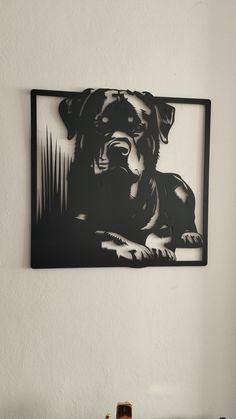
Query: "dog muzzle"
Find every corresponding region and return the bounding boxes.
[94,131,144,178]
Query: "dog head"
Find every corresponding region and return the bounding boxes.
[59,89,175,181]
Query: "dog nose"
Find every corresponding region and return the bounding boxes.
[108,138,130,156]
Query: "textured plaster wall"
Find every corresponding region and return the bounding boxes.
[0,1,236,418]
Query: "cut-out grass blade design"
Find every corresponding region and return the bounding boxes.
[37,129,72,221]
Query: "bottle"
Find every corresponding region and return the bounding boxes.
[116,402,132,419]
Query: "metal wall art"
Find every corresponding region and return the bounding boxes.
[31,88,210,268]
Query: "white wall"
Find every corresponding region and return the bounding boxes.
[0,1,236,418]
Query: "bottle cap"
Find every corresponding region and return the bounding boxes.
[116,402,132,419]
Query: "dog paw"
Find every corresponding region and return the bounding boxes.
[152,247,176,261]
[180,232,203,247]
[145,233,176,261]
[117,243,154,262]
[98,231,154,262]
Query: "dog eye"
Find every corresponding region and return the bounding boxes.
[135,124,145,133]
[128,116,134,123]
[101,117,109,123]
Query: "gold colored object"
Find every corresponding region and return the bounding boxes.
[105,414,111,419]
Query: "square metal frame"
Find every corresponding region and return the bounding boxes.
[31,89,211,268]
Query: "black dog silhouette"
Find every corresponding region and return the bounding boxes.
[58,88,202,266]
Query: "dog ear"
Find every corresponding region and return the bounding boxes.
[154,100,175,144]
[59,89,92,139]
